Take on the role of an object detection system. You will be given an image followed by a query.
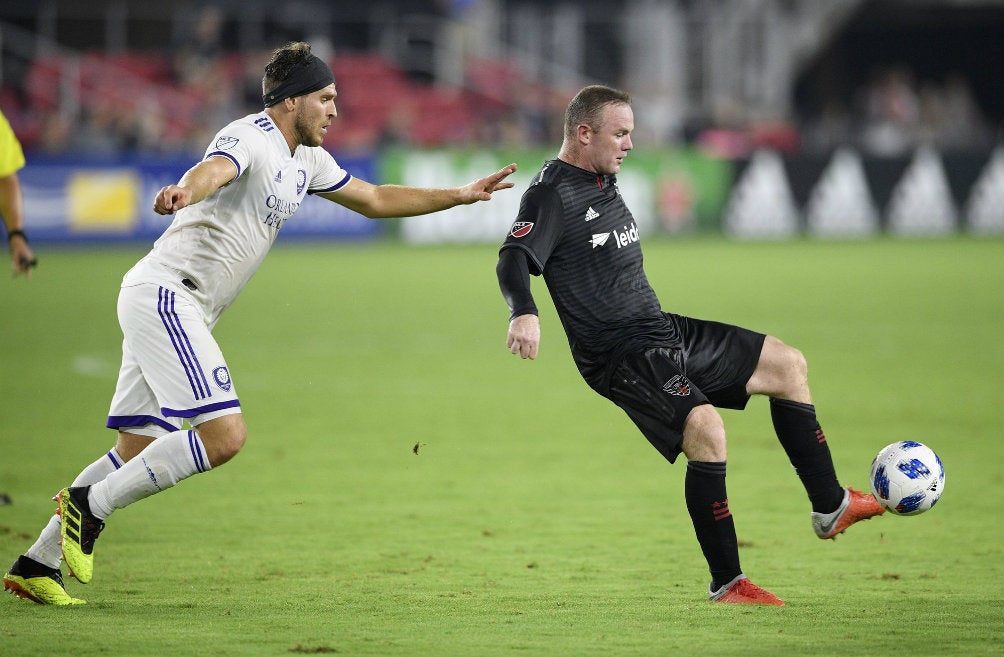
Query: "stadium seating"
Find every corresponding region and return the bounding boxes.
[17,49,511,153]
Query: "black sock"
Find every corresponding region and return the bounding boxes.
[685,460,741,591]
[14,554,58,577]
[770,398,844,513]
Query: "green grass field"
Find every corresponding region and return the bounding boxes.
[1,237,1002,656]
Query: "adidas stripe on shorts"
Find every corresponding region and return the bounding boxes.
[106,283,241,437]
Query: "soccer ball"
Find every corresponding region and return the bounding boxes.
[869,441,945,515]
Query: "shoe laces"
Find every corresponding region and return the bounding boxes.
[49,569,67,587]
[79,514,105,552]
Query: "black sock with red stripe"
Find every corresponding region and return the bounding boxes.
[685,460,741,591]
[770,397,844,513]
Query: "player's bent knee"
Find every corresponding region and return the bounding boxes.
[197,414,247,467]
[758,336,809,395]
[116,432,156,462]
[681,404,727,462]
[779,345,808,387]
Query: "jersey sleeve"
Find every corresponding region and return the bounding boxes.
[202,120,263,181]
[306,147,351,194]
[497,247,538,319]
[499,183,564,276]
[0,110,26,177]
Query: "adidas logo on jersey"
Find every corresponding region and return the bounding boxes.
[584,206,600,222]
[590,223,639,249]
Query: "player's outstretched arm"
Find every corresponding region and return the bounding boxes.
[320,164,517,219]
[153,156,238,215]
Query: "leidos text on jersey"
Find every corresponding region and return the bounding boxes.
[612,222,639,248]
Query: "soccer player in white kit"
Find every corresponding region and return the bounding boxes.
[3,41,517,605]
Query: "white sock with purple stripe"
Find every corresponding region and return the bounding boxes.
[26,448,123,569]
[87,430,211,520]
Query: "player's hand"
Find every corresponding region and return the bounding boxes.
[153,185,194,215]
[458,163,518,204]
[507,313,540,360]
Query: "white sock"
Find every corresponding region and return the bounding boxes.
[72,448,125,487]
[25,448,123,569]
[88,430,210,519]
[25,516,64,570]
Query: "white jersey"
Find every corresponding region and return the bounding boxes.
[123,112,351,325]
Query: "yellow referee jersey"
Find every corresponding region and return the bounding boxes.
[0,108,26,178]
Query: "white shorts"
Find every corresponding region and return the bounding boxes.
[106,282,241,436]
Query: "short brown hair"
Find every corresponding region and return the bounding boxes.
[262,41,315,96]
[564,85,632,138]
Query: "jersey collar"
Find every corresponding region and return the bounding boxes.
[553,158,617,189]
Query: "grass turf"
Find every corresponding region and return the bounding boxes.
[1,237,1002,656]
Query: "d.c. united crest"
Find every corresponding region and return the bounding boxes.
[662,374,691,396]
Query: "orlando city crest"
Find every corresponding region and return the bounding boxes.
[213,366,232,392]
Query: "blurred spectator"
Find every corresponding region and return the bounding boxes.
[511,82,555,145]
[693,97,753,159]
[239,49,275,112]
[64,101,129,155]
[376,106,416,150]
[859,66,920,157]
[799,98,852,154]
[171,5,225,89]
[799,65,993,156]
[937,72,990,149]
[12,28,991,159]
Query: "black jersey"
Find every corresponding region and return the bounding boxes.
[500,159,677,367]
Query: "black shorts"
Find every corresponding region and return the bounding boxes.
[578,314,766,464]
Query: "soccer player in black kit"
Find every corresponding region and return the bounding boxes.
[496,85,885,605]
